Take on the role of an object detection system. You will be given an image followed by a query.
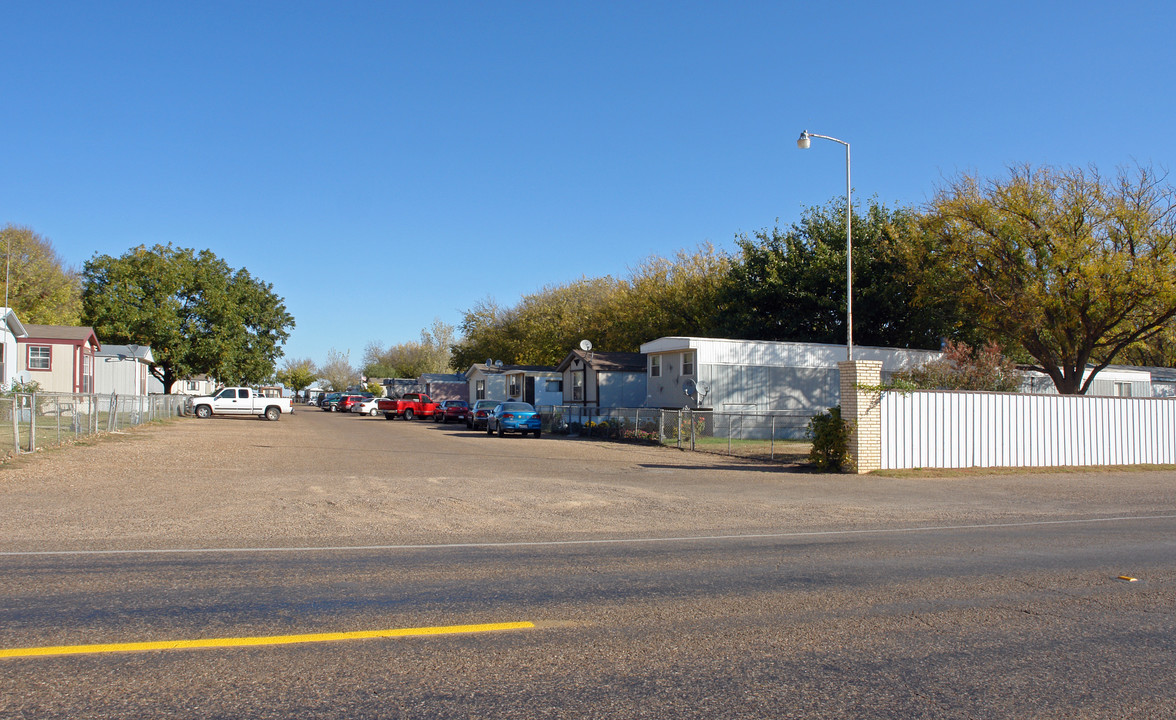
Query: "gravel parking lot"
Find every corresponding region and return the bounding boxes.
[2,407,1174,552]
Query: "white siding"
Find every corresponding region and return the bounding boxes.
[881,390,1176,469]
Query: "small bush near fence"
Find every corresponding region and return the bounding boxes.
[0,392,187,459]
[806,405,853,472]
[539,406,814,464]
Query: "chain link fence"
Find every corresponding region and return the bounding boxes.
[0,393,188,457]
[537,405,816,464]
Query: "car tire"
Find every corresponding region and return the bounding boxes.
[497,424,505,437]
[486,423,494,435]
[533,430,541,439]
[369,409,379,416]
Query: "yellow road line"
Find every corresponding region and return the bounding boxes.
[0,621,536,659]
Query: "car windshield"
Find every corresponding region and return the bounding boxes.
[499,402,534,412]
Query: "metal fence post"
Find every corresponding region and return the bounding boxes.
[11,396,19,453]
[771,415,776,461]
[28,392,36,452]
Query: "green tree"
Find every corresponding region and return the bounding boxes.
[613,244,731,349]
[275,357,318,395]
[81,244,295,391]
[718,198,958,349]
[921,164,1176,394]
[449,248,733,371]
[0,224,82,325]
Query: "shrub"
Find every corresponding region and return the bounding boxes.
[806,406,853,472]
[622,427,661,444]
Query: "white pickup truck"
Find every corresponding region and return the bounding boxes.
[188,387,292,421]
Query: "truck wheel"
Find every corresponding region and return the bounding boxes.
[384,412,395,420]
[195,405,212,419]
[264,406,281,421]
[403,409,414,421]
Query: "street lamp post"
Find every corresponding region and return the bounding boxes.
[796,130,852,361]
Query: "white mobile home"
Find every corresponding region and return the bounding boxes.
[0,308,29,389]
[639,336,941,414]
[94,344,162,396]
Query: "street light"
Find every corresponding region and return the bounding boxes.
[797,130,853,361]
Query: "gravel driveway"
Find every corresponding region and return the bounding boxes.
[2,408,1174,553]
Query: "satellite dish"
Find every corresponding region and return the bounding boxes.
[683,378,697,397]
[485,358,493,367]
[494,359,504,368]
[579,339,593,352]
[696,380,711,398]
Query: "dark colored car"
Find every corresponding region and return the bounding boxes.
[467,399,500,430]
[486,401,542,438]
[433,400,471,424]
[321,392,343,411]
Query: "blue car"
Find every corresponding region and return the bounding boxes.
[486,401,542,438]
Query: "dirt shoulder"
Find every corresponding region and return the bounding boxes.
[1,409,1173,552]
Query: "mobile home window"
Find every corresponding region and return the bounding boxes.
[545,379,563,393]
[650,356,661,378]
[28,345,51,370]
[82,354,93,393]
[508,377,521,398]
[572,372,584,401]
[476,380,485,400]
[682,351,695,376]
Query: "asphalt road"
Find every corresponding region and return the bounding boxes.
[1,408,1174,718]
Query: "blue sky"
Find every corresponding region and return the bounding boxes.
[3,2,1173,368]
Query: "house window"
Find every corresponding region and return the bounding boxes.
[28,345,51,371]
[572,371,584,401]
[508,377,521,398]
[650,356,661,378]
[476,380,485,400]
[682,351,695,376]
[82,354,93,393]
[545,379,562,393]
[186,380,198,391]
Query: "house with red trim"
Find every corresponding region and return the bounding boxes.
[16,324,102,394]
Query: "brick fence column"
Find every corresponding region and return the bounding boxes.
[839,360,882,474]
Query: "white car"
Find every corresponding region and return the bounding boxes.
[355,397,384,416]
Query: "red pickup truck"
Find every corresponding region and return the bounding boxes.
[377,392,440,421]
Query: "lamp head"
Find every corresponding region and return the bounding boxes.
[796,130,811,150]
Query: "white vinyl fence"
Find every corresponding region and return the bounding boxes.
[881,390,1176,469]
